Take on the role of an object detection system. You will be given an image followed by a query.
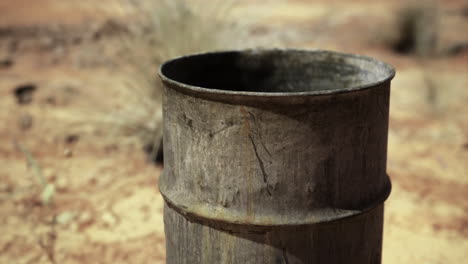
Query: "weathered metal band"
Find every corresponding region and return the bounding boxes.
[159,173,391,229]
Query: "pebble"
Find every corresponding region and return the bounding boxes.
[101,212,117,227]
[63,149,73,158]
[56,211,75,225]
[55,177,68,191]
[79,211,92,223]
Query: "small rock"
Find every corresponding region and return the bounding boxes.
[18,114,33,130]
[43,168,55,179]
[14,84,37,105]
[39,36,55,50]
[77,211,94,231]
[45,96,56,105]
[55,177,68,191]
[79,211,92,223]
[63,149,73,158]
[56,211,75,225]
[65,134,79,144]
[101,212,117,227]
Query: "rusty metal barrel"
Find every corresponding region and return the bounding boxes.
[158,49,395,264]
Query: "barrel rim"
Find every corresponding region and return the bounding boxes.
[158,48,396,98]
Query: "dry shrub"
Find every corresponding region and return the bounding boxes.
[76,0,255,162]
[391,1,438,57]
[372,1,439,57]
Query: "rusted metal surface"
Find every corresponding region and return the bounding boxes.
[159,49,395,264]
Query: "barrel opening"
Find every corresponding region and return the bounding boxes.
[160,50,394,94]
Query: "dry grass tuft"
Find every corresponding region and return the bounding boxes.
[374,1,443,114]
[391,1,438,57]
[74,0,255,162]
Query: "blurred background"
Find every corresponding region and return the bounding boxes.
[0,0,467,263]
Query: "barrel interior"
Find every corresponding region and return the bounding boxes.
[160,50,394,93]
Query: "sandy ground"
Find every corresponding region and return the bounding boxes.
[0,0,467,263]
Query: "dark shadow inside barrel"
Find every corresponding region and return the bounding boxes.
[160,50,394,93]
